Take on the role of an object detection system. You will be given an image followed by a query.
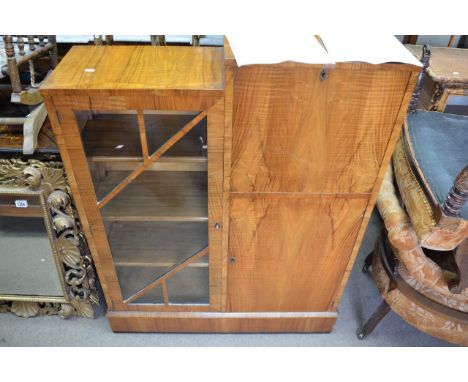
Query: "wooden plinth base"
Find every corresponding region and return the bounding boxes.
[107,311,338,333]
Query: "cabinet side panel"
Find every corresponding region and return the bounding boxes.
[227,194,368,312]
[231,65,410,194]
[331,70,420,308]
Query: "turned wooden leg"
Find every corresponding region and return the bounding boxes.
[357,299,390,340]
[362,252,374,273]
[442,165,468,217]
[3,35,22,94]
[17,36,25,56]
[408,44,430,114]
[150,35,166,46]
[27,35,35,51]
[48,35,58,68]
[192,35,201,46]
[442,166,468,294]
[94,35,103,45]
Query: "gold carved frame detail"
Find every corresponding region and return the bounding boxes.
[0,159,99,318]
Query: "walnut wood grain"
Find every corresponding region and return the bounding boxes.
[107,311,337,333]
[227,194,368,312]
[41,41,420,331]
[332,70,420,308]
[220,38,237,310]
[40,46,224,92]
[230,63,411,194]
[227,57,419,316]
[206,98,225,311]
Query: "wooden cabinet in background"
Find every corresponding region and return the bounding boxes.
[41,40,420,332]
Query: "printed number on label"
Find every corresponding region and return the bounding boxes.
[15,200,28,208]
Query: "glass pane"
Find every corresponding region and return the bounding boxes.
[77,109,211,306]
[76,111,142,202]
[445,95,468,116]
[167,263,209,304]
[107,221,208,300]
[143,111,207,158]
[100,171,207,221]
[133,284,165,304]
[116,266,166,304]
[0,213,63,297]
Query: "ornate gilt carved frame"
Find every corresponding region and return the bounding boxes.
[0,159,99,318]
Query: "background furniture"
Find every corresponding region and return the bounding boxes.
[94,35,204,46]
[41,39,420,332]
[358,110,468,345]
[403,35,459,47]
[0,119,58,159]
[1,35,58,154]
[405,44,468,115]
[0,158,99,318]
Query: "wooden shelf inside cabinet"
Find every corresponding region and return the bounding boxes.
[97,170,208,222]
[106,221,209,267]
[108,220,210,303]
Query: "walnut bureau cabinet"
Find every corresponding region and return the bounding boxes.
[41,41,420,332]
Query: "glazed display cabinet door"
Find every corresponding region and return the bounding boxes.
[61,102,224,312]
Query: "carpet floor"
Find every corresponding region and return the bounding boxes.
[0,210,452,346]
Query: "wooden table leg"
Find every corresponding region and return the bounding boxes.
[362,251,374,273]
[357,299,391,340]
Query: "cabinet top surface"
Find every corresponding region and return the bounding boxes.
[40,46,224,92]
